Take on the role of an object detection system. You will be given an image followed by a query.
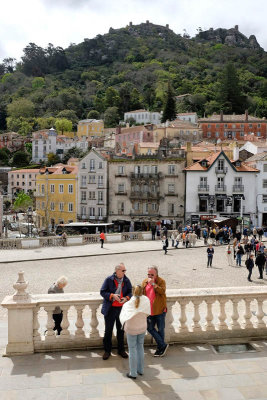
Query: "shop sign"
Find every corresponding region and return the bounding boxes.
[200,215,217,220]
[191,214,200,223]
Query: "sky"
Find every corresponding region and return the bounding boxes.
[0,0,266,62]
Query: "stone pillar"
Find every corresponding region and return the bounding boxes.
[2,271,36,355]
[0,195,3,238]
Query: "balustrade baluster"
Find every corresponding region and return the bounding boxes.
[60,306,70,337]
[205,299,214,331]
[89,303,100,339]
[44,306,56,339]
[244,298,253,329]
[33,306,41,342]
[178,300,188,333]
[192,300,202,332]
[231,298,240,330]
[256,297,265,329]
[75,305,85,337]
[218,299,228,330]
[165,300,176,342]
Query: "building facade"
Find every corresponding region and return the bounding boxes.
[154,119,202,143]
[77,150,108,222]
[199,111,267,141]
[185,151,258,225]
[8,169,39,200]
[77,119,104,140]
[124,109,162,125]
[35,165,78,230]
[108,158,185,230]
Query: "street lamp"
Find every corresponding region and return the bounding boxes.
[27,207,33,237]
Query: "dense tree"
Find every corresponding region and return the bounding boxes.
[12,151,30,167]
[55,118,72,134]
[47,152,61,166]
[0,148,9,165]
[104,87,121,109]
[87,110,100,119]
[161,83,177,122]
[7,99,35,119]
[13,192,33,212]
[62,147,85,163]
[217,63,245,114]
[56,110,78,124]
[104,107,120,128]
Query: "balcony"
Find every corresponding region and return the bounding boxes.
[165,192,177,196]
[130,211,159,217]
[215,167,228,174]
[115,192,127,196]
[233,185,244,192]
[198,185,209,192]
[115,173,127,177]
[215,185,226,192]
[130,191,161,199]
[130,172,162,180]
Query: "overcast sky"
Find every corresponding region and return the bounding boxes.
[0,0,266,62]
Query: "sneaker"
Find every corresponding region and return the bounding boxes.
[159,344,169,357]
[102,352,110,360]
[153,349,161,357]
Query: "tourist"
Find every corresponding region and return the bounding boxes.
[151,226,156,240]
[236,243,244,267]
[48,276,68,335]
[245,241,252,260]
[255,251,265,279]
[120,285,150,379]
[253,227,257,239]
[207,244,214,267]
[245,254,254,282]
[226,244,232,266]
[170,232,175,247]
[62,231,67,246]
[192,231,197,247]
[100,231,105,248]
[258,227,264,241]
[100,263,132,360]
[162,236,168,255]
[202,228,208,245]
[142,266,168,357]
[175,232,181,248]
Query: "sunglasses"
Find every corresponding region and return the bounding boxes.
[121,270,126,272]
[147,273,154,276]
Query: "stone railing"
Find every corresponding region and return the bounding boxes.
[2,272,267,355]
[0,238,22,249]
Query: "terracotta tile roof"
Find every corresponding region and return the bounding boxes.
[118,125,148,134]
[199,114,266,122]
[8,169,40,173]
[244,152,267,162]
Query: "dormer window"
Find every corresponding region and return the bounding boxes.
[201,160,207,167]
[235,160,241,167]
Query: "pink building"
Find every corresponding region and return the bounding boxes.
[8,169,40,199]
[115,125,155,153]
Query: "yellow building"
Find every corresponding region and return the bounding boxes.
[35,165,78,230]
[77,119,104,140]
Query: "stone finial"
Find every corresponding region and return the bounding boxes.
[13,271,29,301]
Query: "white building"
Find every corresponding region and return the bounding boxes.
[8,169,39,199]
[246,152,267,226]
[185,151,258,225]
[177,112,198,124]
[77,149,108,222]
[124,109,162,125]
[239,141,267,155]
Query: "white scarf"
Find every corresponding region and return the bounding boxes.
[120,295,150,327]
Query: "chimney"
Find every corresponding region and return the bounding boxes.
[245,110,248,122]
[129,21,132,26]
[186,142,192,152]
[166,24,169,29]
[220,110,223,122]
[233,144,239,161]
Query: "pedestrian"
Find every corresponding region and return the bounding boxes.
[185,233,190,248]
[244,241,252,259]
[61,231,67,246]
[245,254,254,282]
[188,231,193,247]
[182,231,186,247]
[162,236,168,255]
[151,226,156,240]
[171,232,175,247]
[207,244,214,267]
[196,225,201,240]
[258,227,263,241]
[226,244,232,266]
[120,285,150,379]
[253,227,257,239]
[100,263,132,360]
[142,266,168,357]
[255,251,265,279]
[210,230,215,245]
[100,231,105,248]
[175,232,181,248]
[48,276,68,335]
[203,228,208,245]
[192,231,197,247]
[236,243,244,267]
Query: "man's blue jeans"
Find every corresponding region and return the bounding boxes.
[236,253,242,266]
[127,332,145,377]
[147,312,166,350]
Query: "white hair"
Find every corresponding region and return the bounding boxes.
[56,276,68,286]
[115,263,125,271]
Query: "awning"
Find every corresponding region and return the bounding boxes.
[233,194,245,200]
[216,194,227,200]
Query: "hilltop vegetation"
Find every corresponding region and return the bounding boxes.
[0,22,266,133]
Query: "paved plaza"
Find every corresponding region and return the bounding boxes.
[1,240,267,399]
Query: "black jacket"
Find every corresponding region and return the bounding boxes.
[255,252,266,266]
[100,273,132,317]
[245,258,254,270]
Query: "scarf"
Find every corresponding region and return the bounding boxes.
[114,276,123,295]
[119,295,151,327]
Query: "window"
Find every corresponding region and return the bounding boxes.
[224,132,227,137]
[217,177,224,187]
[89,191,96,199]
[240,131,244,137]
[258,124,261,128]
[68,203,73,212]
[168,165,175,175]
[90,159,95,171]
[22,182,25,186]
[22,174,25,178]
[263,164,267,173]
[118,166,125,174]
[208,124,211,128]
[29,182,31,186]
[89,207,95,216]
[29,174,31,178]
[151,203,157,211]
[68,184,73,193]
[199,198,208,212]
[151,165,158,173]
[218,159,224,170]
[143,165,149,174]
[98,207,103,216]
[98,191,103,201]
[98,175,103,187]
[143,203,148,214]
[81,191,86,201]
[118,184,125,193]
[59,202,64,211]
[16,182,19,186]
[151,185,156,193]
[263,180,267,188]
[59,184,64,193]
[207,132,211,138]
[134,202,139,211]
[42,202,45,210]
[50,184,55,193]
[143,184,148,192]
[89,175,95,184]
[224,124,228,128]
[41,184,45,194]
[118,202,124,213]
[215,132,219,137]
[235,177,242,185]
[232,124,236,128]
[200,177,207,187]
[17,174,19,178]
[81,206,86,216]
[134,165,141,174]
[99,162,103,169]
[81,162,86,169]
[81,175,86,186]
[262,196,267,203]
[168,203,175,214]
[168,184,175,193]
[50,202,55,211]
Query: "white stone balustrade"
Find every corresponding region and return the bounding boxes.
[2,272,267,355]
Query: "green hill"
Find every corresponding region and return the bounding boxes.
[0,22,266,133]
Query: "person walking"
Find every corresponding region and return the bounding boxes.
[207,244,214,267]
[245,254,254,282]
[151,226,156,240]
[48,276,68,335]
[61,231,67,246]
[236,243,244,267]
[162,236,168,255]
[171,232,175,247]
[100,231,105,248]
[120,285,150,379]
[203,228,208,245]
[245,241,252,260]
[226,245,232,266]
[142,266,168,357]
[255,251,265,279]
[100,263,132,360]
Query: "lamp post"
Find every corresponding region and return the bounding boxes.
[27,207,33,237]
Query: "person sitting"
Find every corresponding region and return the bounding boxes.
[48,276,68,335]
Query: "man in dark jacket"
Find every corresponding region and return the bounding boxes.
[245,254,254,282]
[255,251,266,279]
[100,263,132,360]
